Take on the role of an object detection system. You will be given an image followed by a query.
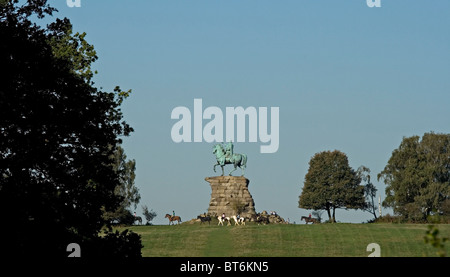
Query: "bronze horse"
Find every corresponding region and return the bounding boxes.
[165,214,182,225]
[301,216,319,224]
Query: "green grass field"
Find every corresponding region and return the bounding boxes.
[120,223,450,257]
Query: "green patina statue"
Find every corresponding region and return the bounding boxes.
[213,142,247,176]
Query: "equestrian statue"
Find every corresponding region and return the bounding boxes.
[212,141,247,176]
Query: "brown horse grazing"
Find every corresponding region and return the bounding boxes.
[165,214,182,225]
[301,216,319,224]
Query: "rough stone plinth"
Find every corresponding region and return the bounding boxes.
[205,176,256,218]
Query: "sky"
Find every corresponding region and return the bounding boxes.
[46,0,450,225]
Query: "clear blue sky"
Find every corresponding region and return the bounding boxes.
[48,0,450,224]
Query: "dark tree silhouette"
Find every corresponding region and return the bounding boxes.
[0,0,141,257]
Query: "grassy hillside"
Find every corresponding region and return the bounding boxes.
[121,223,450,257]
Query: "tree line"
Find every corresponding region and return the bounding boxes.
[298,132,450,223]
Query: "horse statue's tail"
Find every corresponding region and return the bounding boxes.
[242,154,247,169]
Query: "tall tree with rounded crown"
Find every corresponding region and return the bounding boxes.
[299,150,365,223]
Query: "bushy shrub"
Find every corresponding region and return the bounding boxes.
[83,229,143,258]
[373,214,402,223]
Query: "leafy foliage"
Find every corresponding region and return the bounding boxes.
[357,166,378,220]
[424,225,448,257]
[102,145,141,224]
[47,18,98,84]
[85,229,143,258]
[299,150,366,222]
[378,132,450,221]
[0,0,140,257]
[142,205,157,225]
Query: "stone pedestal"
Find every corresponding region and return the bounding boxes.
[205,176,256,218]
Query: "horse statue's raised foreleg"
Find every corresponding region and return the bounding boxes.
[213,163,225,176]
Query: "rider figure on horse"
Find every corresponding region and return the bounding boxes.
[224,141,234,163]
